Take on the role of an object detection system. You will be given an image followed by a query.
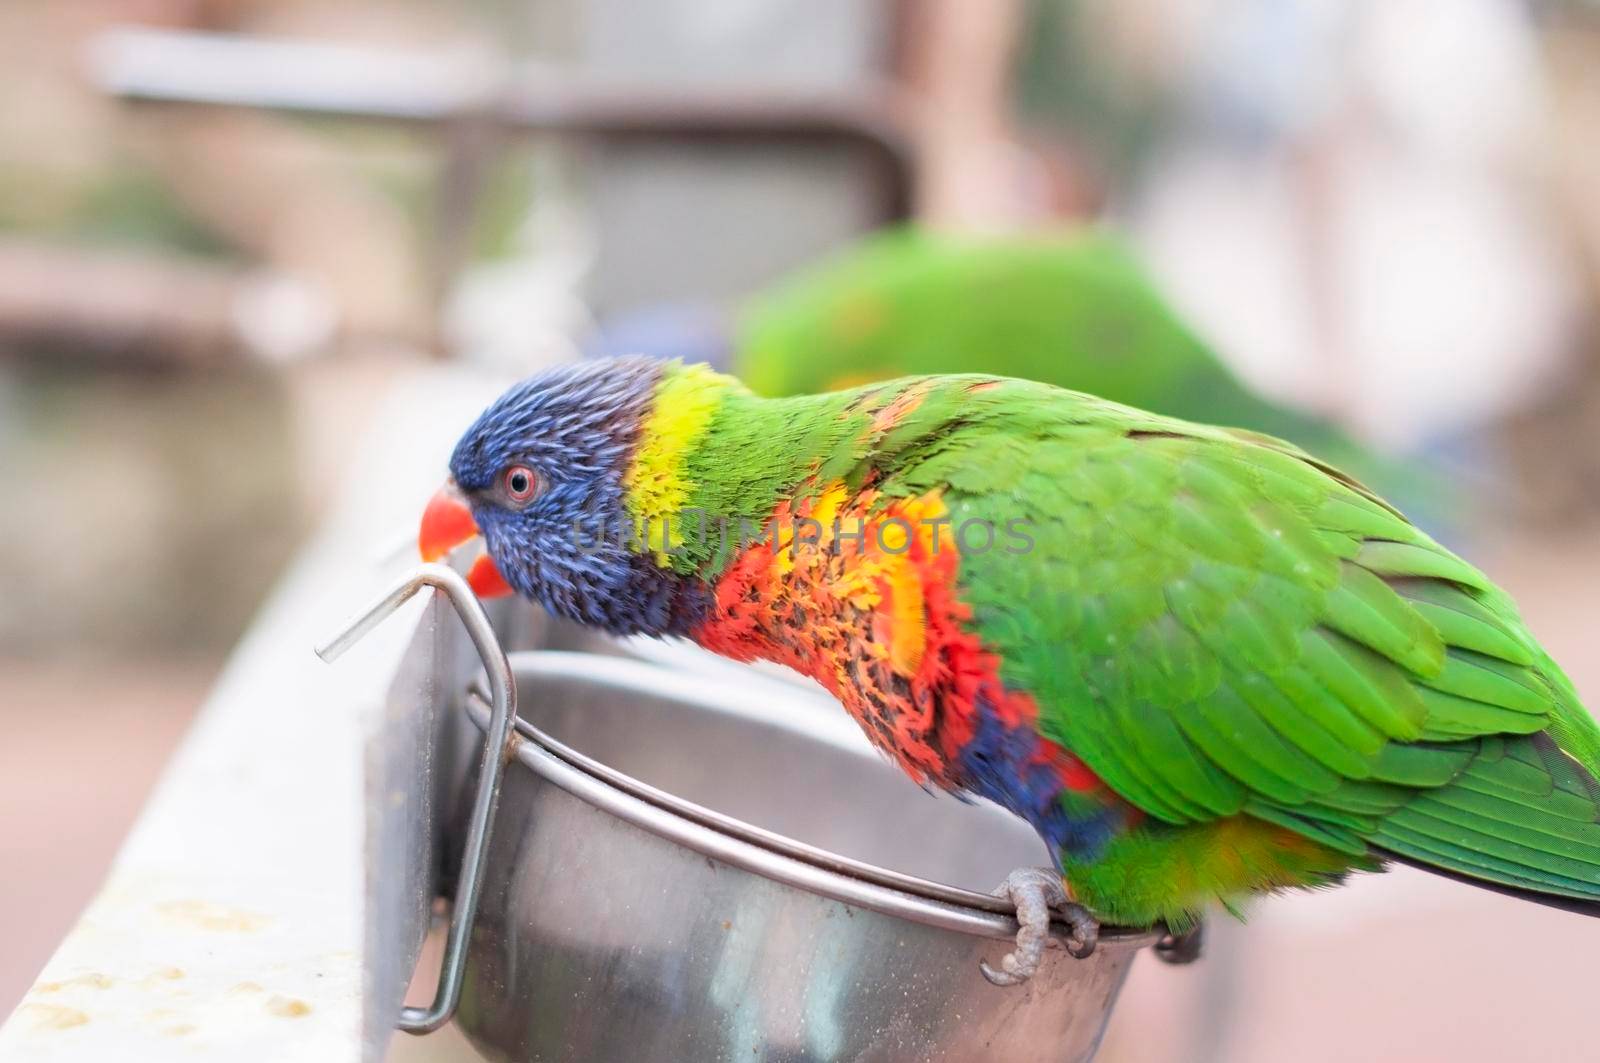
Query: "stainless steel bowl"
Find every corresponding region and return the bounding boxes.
[452,650,1152,1062]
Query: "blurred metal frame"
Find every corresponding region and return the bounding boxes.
[89,26,916,344]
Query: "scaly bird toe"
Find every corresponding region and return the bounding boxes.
[1153,921,1203,965]
[981,867,1099,987]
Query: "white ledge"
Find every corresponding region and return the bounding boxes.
[0,369,507,1062]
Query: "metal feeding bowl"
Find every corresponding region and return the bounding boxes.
[320,566,1152,1062]
[449,650,1152,1061]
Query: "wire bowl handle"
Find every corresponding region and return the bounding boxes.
[316,562,516,1035]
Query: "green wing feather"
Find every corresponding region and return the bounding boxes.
[852,374,1600,903]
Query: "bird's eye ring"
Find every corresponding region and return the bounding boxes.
[503,465,539,503]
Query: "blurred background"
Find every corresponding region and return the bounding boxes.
[3,0,1600,1059]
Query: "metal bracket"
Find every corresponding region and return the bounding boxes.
[315,562,516,1035]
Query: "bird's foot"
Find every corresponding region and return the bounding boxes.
[981,866,1099,987]
[1153,921,1204,965]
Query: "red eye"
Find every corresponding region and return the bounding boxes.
[503,465,539,503]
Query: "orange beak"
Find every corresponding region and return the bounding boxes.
[418,480,514,598]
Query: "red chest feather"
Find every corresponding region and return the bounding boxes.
[690,484,1096,798]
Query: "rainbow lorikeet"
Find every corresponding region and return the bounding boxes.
[421,358,1600,984]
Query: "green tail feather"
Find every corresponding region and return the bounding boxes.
[1372,734,1600,905]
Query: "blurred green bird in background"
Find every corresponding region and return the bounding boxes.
[590,225,1445,520]
[734,226,1379,478]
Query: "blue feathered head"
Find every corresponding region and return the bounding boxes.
[421,357,706,635]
